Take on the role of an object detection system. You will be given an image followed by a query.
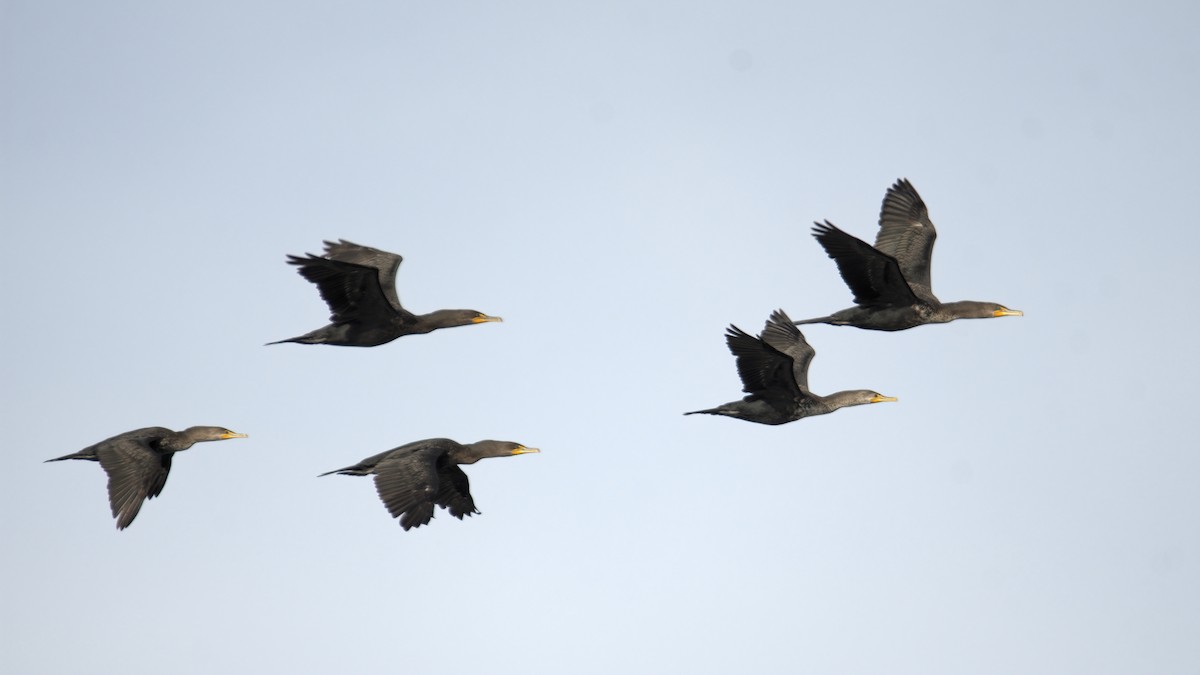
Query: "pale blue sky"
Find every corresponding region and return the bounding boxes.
[3,1,1198,673]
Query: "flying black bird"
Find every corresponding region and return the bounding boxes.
[795,179,1022,331]
[319,438,539,530]
[45,426,248,529]
[686,309,896,424]
[269,239,502,346]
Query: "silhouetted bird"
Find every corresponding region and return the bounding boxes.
[795,179,1022,331]
[45,426,247,529]
[269,239,502,346]
[686,309,896,424]
[320,438,539,530]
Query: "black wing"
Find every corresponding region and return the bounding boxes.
[321,240,406,314]
[812,220,920,308]
[725,323,809,412]
[95,438,172,530]
[372,446,443,530]
[875,178,937,295]
[758,309,815,392]
[435,464,478,520]
[287,254,415,325]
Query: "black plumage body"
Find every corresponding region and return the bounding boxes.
[319,438,539,530]
[269,240,502,347]
[796,179,1021,331]
[686,309,896,425]
[45,426,247,529]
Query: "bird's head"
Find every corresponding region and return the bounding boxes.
[183,426,248,442]
[945,301,1023,320]
[469,311,504,324]
[426,309,504,330]
[460,440,540,464]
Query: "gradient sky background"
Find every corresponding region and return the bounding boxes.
[3,1,1198,673]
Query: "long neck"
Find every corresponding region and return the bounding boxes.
[159,427,220,452]
[936,301,995,321]
[415,309,475,332]
[815,390,875,414]
[159,429,201,452]
[451,440,510,465]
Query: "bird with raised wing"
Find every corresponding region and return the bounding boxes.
[269,239,502,346]
[686,309,896,425]
[795,179,1022,331]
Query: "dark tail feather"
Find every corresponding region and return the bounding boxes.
[266,328,326,346]
[684,408,719,417]
[318,465,363,477]
[792,315,833,326]
[44,450,96,462]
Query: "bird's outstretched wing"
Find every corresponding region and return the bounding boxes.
[874,178,937,295]
[435,464,478,520]
[725,322,808,412]
[321,240,406,314]
[759,309,815,392]
[372,446,443,530]
[812,220,920,308]
[287,254,415,325]
[95,437,172,530]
